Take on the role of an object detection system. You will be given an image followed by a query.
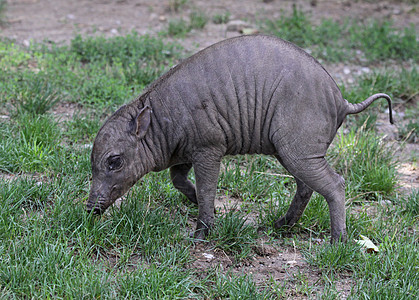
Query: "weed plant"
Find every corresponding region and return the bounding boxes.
[12,71,61,116]
[398,96,418,143]
[189,10,208,30]
[209,209,258,261]
[168,0,188,12]
[398,189,419,217]
[330,125,397,196]
[399,119,419,143]
[0,41,32,71]
[0,115,61,173]
[166,18,191,37]
[165,11,208,37]
[303,240,363,274]
[212,11,231,24]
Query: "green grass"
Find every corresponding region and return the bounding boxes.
[0,114,61,173]
[64,112,103,143]
[166,18,191,37]
[189,10,209,30]
[303,240,364,274]
[209,208,258,262]
[164,11,209,37]
[204,268,275,299]
[342,66,419,104]
[118,263,199,299]
[330,125,398,196]
[219,155,291,202]
[340,66,419,132]
[262,6,419,63]
[0,17,417,298]
[398,189,419,217]
[212,11,231,24]
[168,0,188,12]
[303,225,419,299]
[0,32,180,112]
[11,71,61,116]
[301,193,419,299]
[397,97,419,143]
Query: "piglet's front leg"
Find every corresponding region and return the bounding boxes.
[192,154,221,240]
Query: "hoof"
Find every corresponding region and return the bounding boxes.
[188,196,198,205]
[192,226,209,241]
[330,231,348,243]
[274,216,291,229]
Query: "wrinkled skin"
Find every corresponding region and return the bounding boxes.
[87,35,393,242]
[87,106,152,213]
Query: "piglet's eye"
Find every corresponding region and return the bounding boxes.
[107,155,123,171]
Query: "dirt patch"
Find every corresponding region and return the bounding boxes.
[397,162,419,191]
[189,235,353,297]
[190,238,315,293]
[1,0,418,49]
[51,101,82,122]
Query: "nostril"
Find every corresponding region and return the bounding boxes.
[92,207,103,215]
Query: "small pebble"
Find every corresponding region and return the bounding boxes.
[393,9,401,15]
[203,253,215,260]
[226,20,250,32]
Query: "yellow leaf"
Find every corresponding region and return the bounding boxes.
[241,28,259,35]
[355,235,379,253]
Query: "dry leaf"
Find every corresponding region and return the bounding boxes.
[355,235,379,253]
[241,28,259,35]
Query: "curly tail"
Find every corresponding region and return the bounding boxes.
[345,93,393,124]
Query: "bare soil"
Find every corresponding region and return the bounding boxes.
[1,0,418,298]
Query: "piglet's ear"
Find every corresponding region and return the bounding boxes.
[135,106,151,139]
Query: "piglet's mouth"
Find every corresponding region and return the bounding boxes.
[86,195,115,215]
[86,185,123,215]
[86,200,107,215]
[86,204,104,215]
